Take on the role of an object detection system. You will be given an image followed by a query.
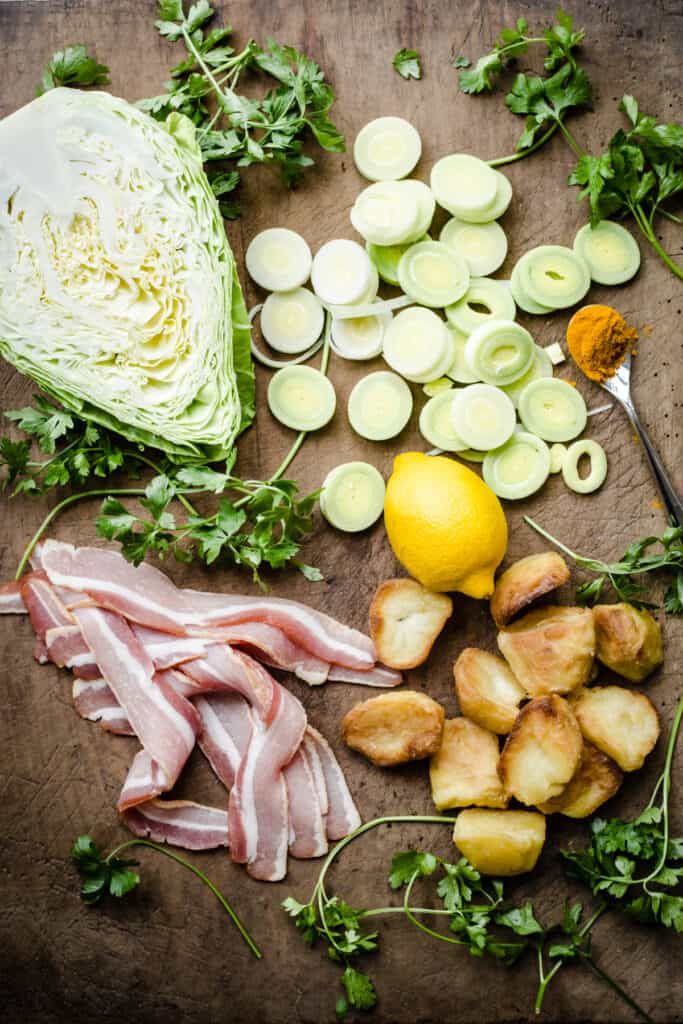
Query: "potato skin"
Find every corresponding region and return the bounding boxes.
[453,648,526,734]
[369,578,453,670]
[453,809,546,876]
[430,718,508,811]
[491,552,571,628]
[341,690,445,767]
[499,695,583,806]
[569,685,660,772]
[592,603,663,683]
[497,605,595,697]
[537,741,623,817]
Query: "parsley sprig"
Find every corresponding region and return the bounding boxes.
[282,815,650,1020]
[563,696,683,933]
[135,0,344,215]
[392,49,422,81]
[455,11,590,166]
[72,834,261,956]
[37,43,110,95]
[524,516,683,613]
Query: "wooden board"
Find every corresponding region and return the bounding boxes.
[1,1,682,1021]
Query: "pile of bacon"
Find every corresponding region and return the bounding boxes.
[0,540,401,882]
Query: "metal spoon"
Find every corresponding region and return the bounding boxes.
[600,350,683,525]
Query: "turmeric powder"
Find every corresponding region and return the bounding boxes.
[566,304,638,383]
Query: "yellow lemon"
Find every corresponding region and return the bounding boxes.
[384,452,508,597]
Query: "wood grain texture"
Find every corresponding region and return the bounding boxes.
[1,1,682,1022]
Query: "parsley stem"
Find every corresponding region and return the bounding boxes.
[583,957,653,1023]
[14,486,148,581]
[130,451,199,516]
[631,203,683,280]
[534,903,607,1014]
[402,870,465,946]
[106,838,262,959]
[488,123,559,167]
[556,118,585,158]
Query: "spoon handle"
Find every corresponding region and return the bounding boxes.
[621,400,683,526]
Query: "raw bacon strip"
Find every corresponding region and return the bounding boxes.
[327,663,403,688]
[72,678,134,735]
[195,693,254,789]
[131,625,209,669]
[306,726,361,840]
[40,540,375,669]
[124,799,229,850]
[302,729,329,817]
[284,746,328,859]
[46,625,100,678]
[118,749,167,810]
[204,622,330,685]
[21,574,74,636]
[0,581,25,613]
[74,607,199,787]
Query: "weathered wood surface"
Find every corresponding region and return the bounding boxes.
[1,1,682,1021]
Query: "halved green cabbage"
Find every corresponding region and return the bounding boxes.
[0,88,254,460]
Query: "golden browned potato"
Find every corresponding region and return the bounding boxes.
[453,648,526,734]
[341,690,445,767]
[369,578,453,670]
[490,552,571,628]
[453,809,546,876]
[430,718,508,811]
[593,604,664,683]
[569,686,660,772]
[499,695,583,806]
[537,742,623,817]
[497,605,595,697]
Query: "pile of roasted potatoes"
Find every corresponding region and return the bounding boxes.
[342,551,664,876]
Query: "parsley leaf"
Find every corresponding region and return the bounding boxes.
[71,834,140,904]
[389,850,438,888]
[341,966,376,1010]
[38,44,110,95]
[392,48,422,81]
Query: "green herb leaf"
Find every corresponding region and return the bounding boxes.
[38,44,110,95]
[341,966,377,1011]
[392,48,422,81]
[389,850,438,888]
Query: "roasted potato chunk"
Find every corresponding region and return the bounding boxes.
[369,578,453,670]
[490,552,571,628]
[569,686,660,772]
[454,809,546,876]
[497,605,595,697]
[341,690,445,767]
[537,742,623,817]
[430,718,508,810]
[454,648,526,734]
[593,603,663,683]
[499,695,583,806]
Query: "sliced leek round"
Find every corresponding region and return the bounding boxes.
[445,277,516,335]
[457,448,487,463]
[463,170,513,223]
[573,220,641,286]
[510,263,553,315]
[353,117,422,182]
[423,377,454,397]
[518,378,587,442]
[398,240,470,308]
[311,239,373,305]
[246,227,312,292]
[320,461,386,532]
[445,325,480,384]
[330,304,392,360]
[464,320,535,387]
[419,391,468,451]
[502,345,553,407]
[430,153,498,218]
[518,245,591,310]
[260,287,325,354]
[350,181,420,245]
[401,180,437,241]
[451,383,516,451]
[549,442,568,474]
[366,235,428,286]
[347,370,413,440]
[562,439,608,494]
[440,218,508,276]
[383,306,454,383]
[483,431,551,500]
[268,365,336,431]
